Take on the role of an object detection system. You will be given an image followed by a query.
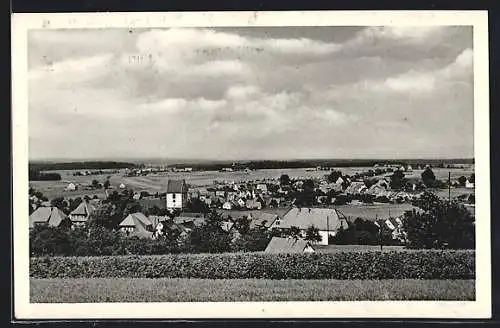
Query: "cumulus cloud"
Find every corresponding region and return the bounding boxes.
[27,26,474,160]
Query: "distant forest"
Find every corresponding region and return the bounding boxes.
[29,161,138,172]
[172,158,474,171]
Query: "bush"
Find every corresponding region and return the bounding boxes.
[30,250,475,280]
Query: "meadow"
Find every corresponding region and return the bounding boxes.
[30,167,474,201]
[30,278,475,302]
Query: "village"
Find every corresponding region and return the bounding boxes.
[28,163,476,253]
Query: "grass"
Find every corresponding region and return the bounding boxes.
[30,278,475,303]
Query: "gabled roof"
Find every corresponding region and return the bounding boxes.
[248,212,278,229]
[119,212,152,228]
[69,201,95,220]
[280,207,348,231]
[174,216,205,228]
[220,221,235,232]
[29,207,68,228]
[345,182,367,194]
[167,179,188,193]
[264,237,314,254]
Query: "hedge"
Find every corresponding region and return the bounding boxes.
[30,250,475,280]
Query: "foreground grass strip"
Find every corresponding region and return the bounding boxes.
[30,278,475,303]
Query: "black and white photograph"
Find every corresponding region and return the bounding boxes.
[12,11,490,319]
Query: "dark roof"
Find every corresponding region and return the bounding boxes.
[167,179,188,193]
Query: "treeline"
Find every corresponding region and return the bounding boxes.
[171,158,474,171]
[29,161,138,171]
[29,169,61,181]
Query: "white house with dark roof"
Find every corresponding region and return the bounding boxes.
[166,179,188,210]
[68,201,96,227]
[118,212,154,238]
[273,207,349,245]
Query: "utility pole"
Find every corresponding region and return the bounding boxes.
[448,171,451,204]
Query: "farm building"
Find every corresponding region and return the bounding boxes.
[256,184,268,193]
[345,182,367,195]
[68,201,96,227]
[222,201,233,210]
[247,212,278,230]
[173,216,206,230]
[65,182,77,191]
[118,212,154,238]
[264,237,315,254]
[465,179,475,189]
[273,207,349,245]
[119,183,126,189]
[29,207,70,229]
[166,179,188,210]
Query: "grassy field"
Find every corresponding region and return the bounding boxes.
[30,167,474,201]
[30,278,475,303]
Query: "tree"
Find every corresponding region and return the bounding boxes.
[458,176,467,187]
[327,170,342,183]
[279,174,290,186]
[421,167,436,187]
[390,170,406,190]
[234,216,251,235]
[50,197,68,213]
[231,228,270,252]
[403,191,475,249]
[91,179,100,189]
[103,180,111,189]
[304,225,322,243]
[288,226,302,238]
[469,174,475,184]
[187,213,232,253]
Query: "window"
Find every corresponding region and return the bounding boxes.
[172,194,176,199]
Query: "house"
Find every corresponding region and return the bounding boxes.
[465,179,475,189]
[173,216,205,230]
[29,207,70,229]
[166,179,188,210]
[220,220,235,232]
[118,212,154,238]
[274,207,349,245]
[344,182,367,195]
[246,199,262,210]
[256,183,268,193]
[264,237,315,254]
[222,201,233,210]
[65,182,77,191]
[119,183,126,189]
[247,212,278,230]
[68,201,95,227]
[236,198,246,208]
[335,177,344,185]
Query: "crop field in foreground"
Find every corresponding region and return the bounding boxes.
[30,278,475,303]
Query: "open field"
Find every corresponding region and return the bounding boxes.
[30,278,475,302]
[336,203,417,221]
[30,167,474,201]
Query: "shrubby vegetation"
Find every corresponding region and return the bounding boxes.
[30,250,475,280]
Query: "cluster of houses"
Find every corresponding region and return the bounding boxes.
[29,178,407,254]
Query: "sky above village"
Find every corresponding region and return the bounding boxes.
[28,26,474,161]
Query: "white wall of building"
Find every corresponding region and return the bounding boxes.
[166,192,184,209]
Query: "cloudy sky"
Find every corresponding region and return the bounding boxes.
[28,26,474,160]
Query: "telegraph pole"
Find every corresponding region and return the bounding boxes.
[448,172,451,204]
